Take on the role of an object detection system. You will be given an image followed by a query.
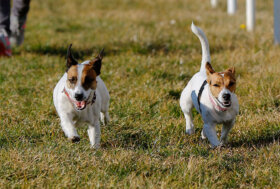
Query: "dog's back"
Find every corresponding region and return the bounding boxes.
[96,76,110,113]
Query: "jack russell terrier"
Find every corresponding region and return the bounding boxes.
[180,23,239,148]
[53,44,110,148]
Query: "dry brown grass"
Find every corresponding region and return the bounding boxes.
[0,0,279,188]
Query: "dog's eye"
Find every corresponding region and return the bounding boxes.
[68,77,77,84]
[85,76,93,83]
[213,84,220,87]
[229,82,235,87]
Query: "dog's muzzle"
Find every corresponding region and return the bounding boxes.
[63,88,96,111]
[74,100,87,110]
[221,93,231,107]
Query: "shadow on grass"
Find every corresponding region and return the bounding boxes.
[167,90,181,100]
[102,128,153,150]
[0,133,45,149]
[229,132,280,148]
[0,137,9,149]
[22,44,114,59]
[20,41,230,58]
[20,42,169,59]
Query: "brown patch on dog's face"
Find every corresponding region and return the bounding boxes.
[223,68,236,92]
[206,63,236,98]
[81,64,97,90]
[66,65,78,89]
[207,72,224,98]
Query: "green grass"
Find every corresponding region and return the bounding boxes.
[0,0,280,188]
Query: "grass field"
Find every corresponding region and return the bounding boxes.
[0,0,280,188]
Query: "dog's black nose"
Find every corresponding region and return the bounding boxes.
[222,93,231,101]
[75,93,84,101]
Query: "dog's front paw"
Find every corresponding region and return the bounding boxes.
[219,141,230,148]
[186,128,195,135]
[69,136,80,143]
[91,143,100,149]
[210,142,226,149]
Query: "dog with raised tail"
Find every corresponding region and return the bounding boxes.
[180,23,239,148]
[53,44,110,148]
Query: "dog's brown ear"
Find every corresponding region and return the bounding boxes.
[90,48,104,76]
[97,48,104,60]
[206,62,215,84]
[66,44,78,72]
[226,67,235,75]
[206,62,215,75]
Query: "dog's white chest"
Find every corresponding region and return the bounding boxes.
[72,109,93,125]
[211,108,237,124]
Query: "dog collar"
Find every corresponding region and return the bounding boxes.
[208,88,228,112]
[63,88,96,107]
[197,80,208,113]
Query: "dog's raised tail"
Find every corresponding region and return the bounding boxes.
[191,22,211,73]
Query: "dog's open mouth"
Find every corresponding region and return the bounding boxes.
[222,101,231,107]
[74,100,87,110]
[215,98,231,108]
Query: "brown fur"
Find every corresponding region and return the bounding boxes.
[66,54,101,91]
[66,65,78,89]
[206,62,236,98]
[81,63,97,90]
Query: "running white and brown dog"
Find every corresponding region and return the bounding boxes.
[180,23,239,148]
[53,45,110,148]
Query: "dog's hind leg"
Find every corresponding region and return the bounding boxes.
[183,107,194,135]
[100,112,105,125]
[180,88,195,135]
[104,111,110,125]
[100,97,110,125]
[100,112,110,125]
[201,129,206,139]
[100,111,110,125]
[88,120,101,149]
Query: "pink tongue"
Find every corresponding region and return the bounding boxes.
[76,101,86,108]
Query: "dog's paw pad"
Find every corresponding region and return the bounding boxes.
[70,136,80,143]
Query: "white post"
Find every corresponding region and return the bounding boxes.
[211,0,218,8]
[227,0,237,15]
[246,0,255,31]
[274,0,280,44]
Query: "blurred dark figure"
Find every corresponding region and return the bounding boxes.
[0,0,31,57]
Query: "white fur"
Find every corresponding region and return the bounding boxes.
[191,22,211,74]
[53,60,110,148]
[180,23,239,148]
